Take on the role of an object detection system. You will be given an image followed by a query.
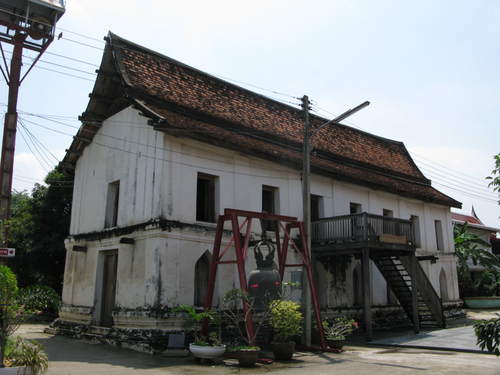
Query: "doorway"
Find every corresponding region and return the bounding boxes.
[99,250,118,327]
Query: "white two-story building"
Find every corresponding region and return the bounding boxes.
[56,32,462,350]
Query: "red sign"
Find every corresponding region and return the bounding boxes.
[0,248,15,257]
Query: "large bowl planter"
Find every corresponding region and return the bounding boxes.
[463,297,500,309]
[271,342,295,360]
[327,338,346,349]
[236,349,260,367]
[0,367,33,375]
[188,343,226,359]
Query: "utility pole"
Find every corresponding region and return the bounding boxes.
[0,1,65,266]
[301,97,369,345]
[301,95,312,346]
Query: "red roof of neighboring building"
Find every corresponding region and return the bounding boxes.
[451,212,483,225]
[61,32,462,209]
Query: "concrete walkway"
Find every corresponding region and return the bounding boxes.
[8,308,500,374]
[370,325,480,352]
[366,308,498,353]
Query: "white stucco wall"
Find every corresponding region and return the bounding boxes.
[70,108,163,234]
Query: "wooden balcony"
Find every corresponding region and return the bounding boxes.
[311,212,416,256]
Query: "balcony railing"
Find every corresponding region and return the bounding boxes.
[311,212,415,246]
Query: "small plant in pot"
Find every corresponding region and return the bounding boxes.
[220,282,299,366]
[269,300,303,360]
[172,304,225,360]
[322,316,359,349]
[3,336,49,374]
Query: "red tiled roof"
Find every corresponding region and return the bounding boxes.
[61,32,462,209]
[451,212,483,225]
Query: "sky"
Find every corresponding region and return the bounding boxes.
[1,0,499,228]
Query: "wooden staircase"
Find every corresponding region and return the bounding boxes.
[373,255,445,328]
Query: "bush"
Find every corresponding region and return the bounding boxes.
[474,314,500,356]
[269,300,303,343]
[17,285,61,313]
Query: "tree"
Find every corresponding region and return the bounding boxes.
[474,314,500,356]
[454,221,498,298]
[7,167,73,294]
[454,221,497,273]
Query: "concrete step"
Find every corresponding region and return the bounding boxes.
[89,326,111,336]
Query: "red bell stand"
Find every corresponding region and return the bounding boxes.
[201,209,327,350]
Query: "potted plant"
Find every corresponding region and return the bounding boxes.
[1,266,47,374]
[269,300,302,360]
[220,282,299,367]
[220,289,264,367]
[322,316,359,349]
[2,337,49,375]
[171,304,226,360]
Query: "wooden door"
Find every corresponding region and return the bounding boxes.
[101,251,118,327]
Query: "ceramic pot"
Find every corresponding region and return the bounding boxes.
[236,349,260,367]
[327,338,345,349]
[271,342,295,360]
[0,367,33,375]
[188,343,226,359]
[463,297,500,309]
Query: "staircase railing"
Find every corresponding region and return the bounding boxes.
[399,255,445,327]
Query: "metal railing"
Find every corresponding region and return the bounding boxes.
[311,212,414,245]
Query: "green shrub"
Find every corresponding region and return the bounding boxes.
[474,314,500,356]
[17,285,61,313]
[270,300,303,343]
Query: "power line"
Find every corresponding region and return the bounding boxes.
[1,24,495,203]
[15,106,500,202]
[411,152,491,185]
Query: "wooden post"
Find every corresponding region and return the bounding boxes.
[410,254,420,334]
[301,95,312,346]
[362,248,372,341]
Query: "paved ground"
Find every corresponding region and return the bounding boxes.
[9,309,500,374]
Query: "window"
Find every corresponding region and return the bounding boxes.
[311,195,323,221]
[383,209,394,234]
[350,202,362,214]
[350,202,362,236]
[435,220,444,250]
[262,185,279,231]
[105,181,120,228]
[411,215,421,248]
[196,173,218,223]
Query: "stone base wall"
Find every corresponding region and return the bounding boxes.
[50,300,466,353]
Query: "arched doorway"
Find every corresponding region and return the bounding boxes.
[353,262,363,307]
[194,251,211,306]
[439,268,449,301]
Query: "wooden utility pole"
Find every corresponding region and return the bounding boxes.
[0,32,26,252]
[0,1,65,261]
[301,97,369,345]
[301,95,312,346]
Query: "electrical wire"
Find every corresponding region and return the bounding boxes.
[0,22,496,204]
[12,106,500,203]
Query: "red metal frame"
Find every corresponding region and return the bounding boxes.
[201,208,327,350]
